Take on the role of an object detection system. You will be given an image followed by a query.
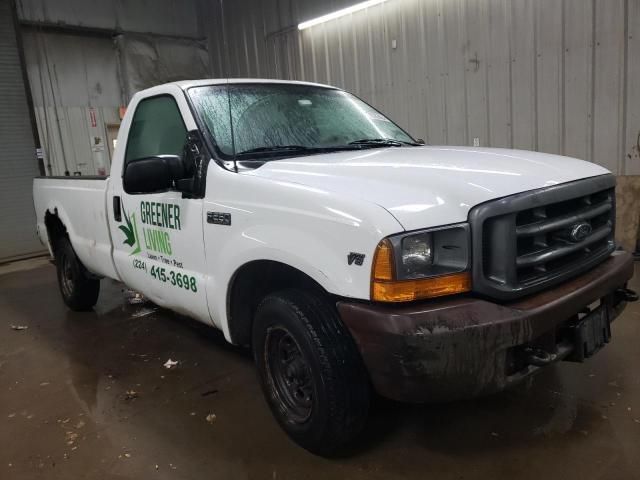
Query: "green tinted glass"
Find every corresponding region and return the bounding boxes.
[125,96,187,163]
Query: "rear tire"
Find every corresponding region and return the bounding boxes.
[55,237,100,311]
[252,289,370,455]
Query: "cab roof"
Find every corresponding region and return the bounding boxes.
[130,78,341,109]
[173,78,338,91]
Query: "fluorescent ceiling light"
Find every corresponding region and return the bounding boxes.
[298,0,389,30]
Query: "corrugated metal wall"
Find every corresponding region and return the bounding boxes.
[17,0,214,176]
[21,30,210,176]
[16,0,207,39]
[0,0,43,261]
[22,31,121,176]
[214,0,640,176]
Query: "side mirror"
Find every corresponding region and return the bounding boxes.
[123,155,185,194]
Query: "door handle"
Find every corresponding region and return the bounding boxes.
[113,196,122,222]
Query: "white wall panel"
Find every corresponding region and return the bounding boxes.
[21,14,211,177]
[486,0,511,148]
[423,0,448,145]
[464,0,489,147]
[563,0,593,163]
[593,0,626,173]
[22,32,121,108]
[536,0,563,155]
[510,0,536,151]
[212,0,640,175]
[441,0,468,145]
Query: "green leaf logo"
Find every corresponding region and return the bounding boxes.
[119,205,141,255]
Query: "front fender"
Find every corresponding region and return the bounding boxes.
[207,222,386,340]
[203,168,404,339]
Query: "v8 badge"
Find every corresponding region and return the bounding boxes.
[347,252,365,266]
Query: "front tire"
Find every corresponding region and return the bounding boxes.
[252,289,370,455]
[55,237,100,311]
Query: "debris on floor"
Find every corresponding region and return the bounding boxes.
[131,307,158,318]
[65,431,79,446]
[206,413,217,424]
[124,390,139,401]
[163,359,179,369]
[10,325,28,331]
[128,353,151,363]
[124,289,146,305]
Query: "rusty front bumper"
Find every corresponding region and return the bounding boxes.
[338,251,635,403]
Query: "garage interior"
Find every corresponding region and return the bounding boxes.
[1,0,640,478]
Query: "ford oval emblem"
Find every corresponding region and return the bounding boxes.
[569,222,592,242]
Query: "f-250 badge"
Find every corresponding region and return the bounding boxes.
[347,252,365,266]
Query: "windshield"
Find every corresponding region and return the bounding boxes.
[188,83,416,159]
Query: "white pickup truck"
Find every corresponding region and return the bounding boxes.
[33,79,636,454]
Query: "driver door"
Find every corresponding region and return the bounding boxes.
[108,91,211,324]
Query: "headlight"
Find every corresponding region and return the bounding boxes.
[371,224,471,302]
[400,233,433,277]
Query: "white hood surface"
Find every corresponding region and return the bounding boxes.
[245,146,610,231]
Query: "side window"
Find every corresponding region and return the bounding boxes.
[124,96,187,164]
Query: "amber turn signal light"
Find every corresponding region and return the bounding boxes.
[372,271,471,302]
[371,239,471,302]
[372,239,395,281]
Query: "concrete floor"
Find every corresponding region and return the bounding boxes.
[1,259,640,480]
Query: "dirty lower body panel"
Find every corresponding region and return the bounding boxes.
[338,251,635,403]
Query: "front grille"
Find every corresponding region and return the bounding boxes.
[469,175,616,300]
[514,189,613,284]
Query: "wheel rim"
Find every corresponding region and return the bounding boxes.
[60,253,74,298]
[265,327,314,424]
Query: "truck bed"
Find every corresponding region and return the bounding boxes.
[33,176,119,280]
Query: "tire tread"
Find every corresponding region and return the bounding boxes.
[55,237,100,311]
[253,289,369,455]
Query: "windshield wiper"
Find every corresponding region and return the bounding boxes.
[236,145,314,156]
[235,144,360,157]
[348,138,420,147]
[235,139,420,158]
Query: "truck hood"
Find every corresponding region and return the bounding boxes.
[244,146,610,231]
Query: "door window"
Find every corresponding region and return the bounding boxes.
[124,95,187,165]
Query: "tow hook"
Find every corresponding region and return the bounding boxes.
[616,288,639,303]
[523,347,557,367]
